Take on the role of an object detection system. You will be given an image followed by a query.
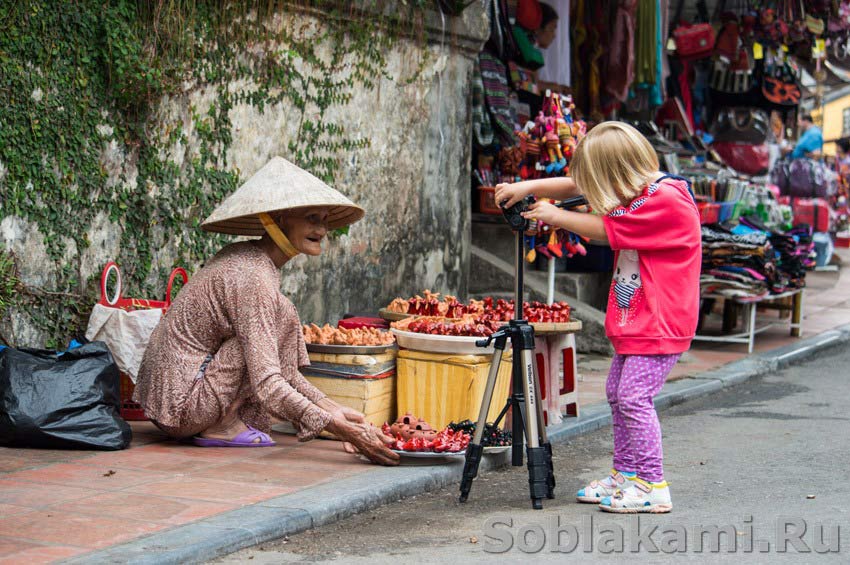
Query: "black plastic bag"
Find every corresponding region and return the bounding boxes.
[0,342,132,450]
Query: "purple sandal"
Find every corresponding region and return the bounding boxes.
[192,426,276,448]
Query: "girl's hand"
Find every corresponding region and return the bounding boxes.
[522,200,563,227]
[494,183,529,209]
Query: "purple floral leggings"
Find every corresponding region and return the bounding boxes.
[606,353,680,483]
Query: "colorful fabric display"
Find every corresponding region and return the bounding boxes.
[700,221,811,299]
[479,51,519,146]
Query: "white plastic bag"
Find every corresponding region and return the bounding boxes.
[85,303,162,383]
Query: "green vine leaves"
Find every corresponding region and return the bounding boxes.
[0,1,431,347]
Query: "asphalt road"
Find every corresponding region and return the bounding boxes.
[219,345,850,563]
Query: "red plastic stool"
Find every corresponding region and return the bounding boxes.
[533,334,579,427]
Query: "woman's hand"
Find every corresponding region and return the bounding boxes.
[495,182,530,209]
[318,398,366,424]
[339,405,366,423]
[328,418,400,466]
[522,200,564,227]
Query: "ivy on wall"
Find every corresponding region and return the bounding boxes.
[0,1,432,348]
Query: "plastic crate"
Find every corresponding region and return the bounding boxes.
[120,373,147,421]
[396,349,512,429]
[697,202,719,224]
[477,186,501,215]
[718,201,737,223]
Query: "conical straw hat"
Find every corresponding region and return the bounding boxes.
[201,156,365,235]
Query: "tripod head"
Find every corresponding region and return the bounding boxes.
[501,196,535,233]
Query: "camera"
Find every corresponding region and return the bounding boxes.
[501,194,588,233]
[501,195,535,232]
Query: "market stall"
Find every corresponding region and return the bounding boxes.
[276,290,582,462]
[383,293,581,427]
[692,180,815,351]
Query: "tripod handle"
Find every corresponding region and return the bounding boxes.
[556,195,588,210]
[475,328,510,349]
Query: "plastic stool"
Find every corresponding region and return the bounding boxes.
[533,334,579,426]
[548,333,579,419]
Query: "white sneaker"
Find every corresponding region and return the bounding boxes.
[599,479,673,513]
[576,470,637,504]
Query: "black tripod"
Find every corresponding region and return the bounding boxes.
[459,195,586,509]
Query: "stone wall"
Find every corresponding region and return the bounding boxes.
[0,5,490,346]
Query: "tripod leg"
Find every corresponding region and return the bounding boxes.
[511,350,525,467]
[520,347,549,510]
[531,354,556,499]
[459,345,506,503]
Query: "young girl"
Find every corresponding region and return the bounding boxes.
[495,122,701,513]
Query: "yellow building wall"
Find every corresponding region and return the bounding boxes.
[813,93,850,156]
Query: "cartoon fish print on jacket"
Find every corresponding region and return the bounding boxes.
[612,250,642,326]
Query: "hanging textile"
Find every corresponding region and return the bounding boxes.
[634,0,656,85]
[651,0,664,105]
[537,0,571,86]
[479,51,519,146]
[587,0,607,119]
[659,0,670,95]
[605,0,638,102]
[471,58,495,148]
[570,0,587,109]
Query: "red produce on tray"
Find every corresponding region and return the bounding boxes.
[382,420,471,453]
[389,297,571,337]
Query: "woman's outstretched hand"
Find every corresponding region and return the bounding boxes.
[319,397,366,424]
[328,418,400,466]
[339,405,366,423]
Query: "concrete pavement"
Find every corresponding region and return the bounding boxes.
[222,341,850,563]
[1,253,848,563]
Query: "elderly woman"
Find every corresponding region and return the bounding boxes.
[134,157,399,465]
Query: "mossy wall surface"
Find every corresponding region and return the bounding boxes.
[0,2,488,347]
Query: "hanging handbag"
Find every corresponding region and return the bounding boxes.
[772,158,839,198]
[711,107,770,144]
[673,24,716,58]
[712,141,770,175]
[709,50,754,93]
[671,0,716,59]
[709,15,755,93]
[762,59,802,105]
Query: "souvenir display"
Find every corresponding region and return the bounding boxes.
[302,324,395,346]
[385,295,571,330]
[382,415,471,453]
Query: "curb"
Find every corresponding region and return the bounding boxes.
[70,323,850,564]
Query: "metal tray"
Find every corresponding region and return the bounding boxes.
[391,449,467,458]
[305,343,397,355]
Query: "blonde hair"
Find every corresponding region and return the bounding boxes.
[570,122,660,214]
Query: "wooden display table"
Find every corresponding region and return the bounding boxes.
[694,289,804,354]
